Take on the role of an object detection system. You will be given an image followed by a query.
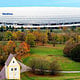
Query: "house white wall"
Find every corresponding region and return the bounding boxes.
[6,57,20,79]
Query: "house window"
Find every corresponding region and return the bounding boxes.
[15,68,17,71]
[13,61,15,63]
[11,68,13,71]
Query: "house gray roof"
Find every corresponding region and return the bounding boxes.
[5,54,16,66]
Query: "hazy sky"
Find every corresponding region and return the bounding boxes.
[0,0,80,7]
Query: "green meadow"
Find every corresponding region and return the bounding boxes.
[22,44,80,71]
[21,73,80,80]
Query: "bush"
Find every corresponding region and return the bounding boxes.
[29,58,37,73]
[64,42,80,62]
[63,44,74,57]
[29,58,48,75]
[69,43,80,61]
[37,58,49,75]
[29,57,60,75]
[63,39,75,57]
[49,61,60,75]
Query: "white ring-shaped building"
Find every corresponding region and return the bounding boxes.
[0,7,80,28]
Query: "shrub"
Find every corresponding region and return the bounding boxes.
[29,58,37,73]
[36,58,49,75]
[63,39,75,57]
[28,57,60,75]
[63,44,74,57]
[49,61,60,75]
[69,43,80,61]
[64,42,80,62]
[29,58,48,75]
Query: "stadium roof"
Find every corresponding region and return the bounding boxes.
[0,7,80,25]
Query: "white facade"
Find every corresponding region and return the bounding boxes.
[5,57,20,79]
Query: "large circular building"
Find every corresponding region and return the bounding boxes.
[0,7,80,28]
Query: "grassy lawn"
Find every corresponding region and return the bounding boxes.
[1,43,80,80]
[21,72,80,80]
[4,73,80,80]
[22,44,80,71]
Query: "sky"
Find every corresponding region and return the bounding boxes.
[0,0,80,7]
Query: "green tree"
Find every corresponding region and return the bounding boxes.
[11,26,14,32]
[0,26,5,32]
[26,33,36,47]
[21,26,24,32]
[0,33,3,41]
[6,26,9,31]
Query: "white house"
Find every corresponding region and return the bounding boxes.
[0,54,21,80]
[5,54,20,79]
[0,54,31,80]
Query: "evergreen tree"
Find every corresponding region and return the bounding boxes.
[21,26,24,32]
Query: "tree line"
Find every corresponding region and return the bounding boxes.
[0,30,73,47]
[0,26,80,47]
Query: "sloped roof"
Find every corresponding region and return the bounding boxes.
[5,54,17,66]
[0,53,31,80]
[0,66,6,79]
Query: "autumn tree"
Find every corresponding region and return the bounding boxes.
[4,31,13,41]
[0,44,4,55]
[62,34,69,43]
[3,40,16,55]
[57,34,64,44]
[12,32,17,40]
[16,31,26,41]
[0,44,8,66]
[26,33,36,47]
[33,31,42,45]
[16,42,30,55]
[62,27,68,32]
[40,33,48,45]
[51,33,57,47]
[0,33,3,41]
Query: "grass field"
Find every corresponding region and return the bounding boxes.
[21,73,80,80]
[1,42,80,80]
[22,44,80,71]
[5,73,80,80]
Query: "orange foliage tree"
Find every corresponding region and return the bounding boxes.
[16,42,30,56]
[3,40,16,55]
